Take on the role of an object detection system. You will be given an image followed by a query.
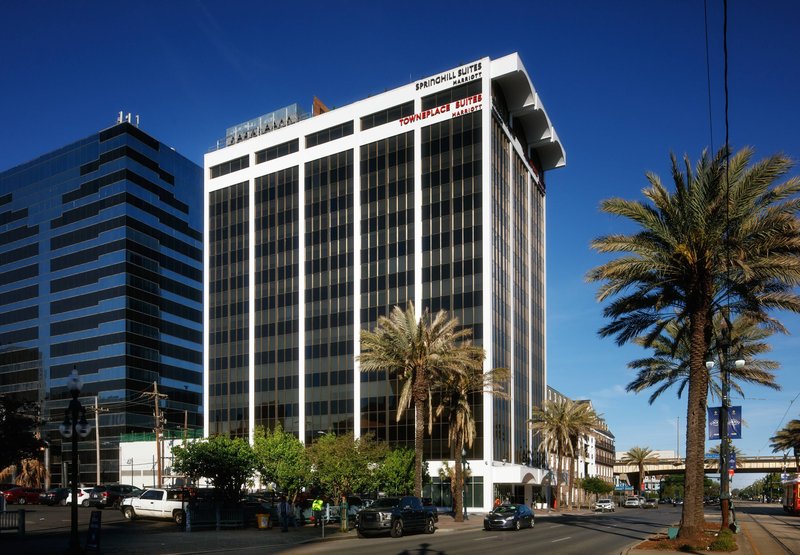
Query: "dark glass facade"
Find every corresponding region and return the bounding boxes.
[208,180,249,437]
[359,131,415,446]
[0,122,203,486]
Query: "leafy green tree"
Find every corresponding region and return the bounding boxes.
[306,432,387,501]
[434,363,508,521]
[374,447,416,496]
[0,395,44,470]
[359,301,479,497]
[252,423,309,501]
[172,435,258,502]
[770,419,800,472]
[621,446,656,496]
[580,476,614,500]
[529,397,598,509]
[587,147,800,537]
[661,474,684,500]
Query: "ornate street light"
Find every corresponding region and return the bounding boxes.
[59,366,92,554]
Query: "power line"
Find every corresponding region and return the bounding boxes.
[703,0,715,150]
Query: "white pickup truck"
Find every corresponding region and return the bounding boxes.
[120,488,186,524]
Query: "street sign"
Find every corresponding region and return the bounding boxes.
[728,469,734,477]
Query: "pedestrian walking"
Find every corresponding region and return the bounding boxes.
[279,496,290,532]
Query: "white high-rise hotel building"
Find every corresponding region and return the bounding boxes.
[204,53,564,510]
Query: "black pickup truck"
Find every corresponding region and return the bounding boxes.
[355,496,436,538]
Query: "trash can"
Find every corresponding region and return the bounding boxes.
[257,513,272,529]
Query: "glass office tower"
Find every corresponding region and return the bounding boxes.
[0,121,203,486]
[205,53,565,509]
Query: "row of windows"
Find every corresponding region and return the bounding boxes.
[305,222,352,247]
[360,101,414,131]
[0,263,36,287]
[0,242,37,268]
[305,311,353,331]
[0,284,37,308]
[361,240,412,263]
[360,208,413,234]
[254,375,300,393]
[306,399,353,416]
[0,305,37,326]
[255,139,299,164]
[305,340,353,359]
[360,270,413,293]
[256,208,298,230]
[255,348,299,364]
[0,207,27,227]
[305,193,354,219]
[256,291,297,310]
[0,224,37,246]
[304,282,354,303]
[305,121,354,148]
[254,236,298,256]
[209,354,248,370]
[359,178,413,205]
[210,154,249,179]
[421,80,482,111]
[79,144,175,185]
[423,259,482,281]
[256,263,298,283]
[256,319,299,337]
[305,252,353,274]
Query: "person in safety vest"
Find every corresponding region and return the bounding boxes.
[312,496,324,527]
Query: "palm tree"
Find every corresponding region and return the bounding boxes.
[434,364,509,521]
[529,397,598,510]
[621,447,656,496]
[358,301,478,497]
[627,315,780,404]
[770,419,800,473]
[565,401,599,508]
[587,147,800,537]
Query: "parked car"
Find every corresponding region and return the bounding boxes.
[483,503,535,531]
[624,496,640,508]
[88,484,143,509]
[3,487,44,505]
[642,498,658,509]
[65,487,95,506]
[40,487,70,506]
[594,498,615,512]
[355,496,436,538]
[120,488,187,524]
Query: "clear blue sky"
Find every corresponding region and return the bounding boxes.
[2,1,798,488]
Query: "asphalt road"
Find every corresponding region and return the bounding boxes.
[287,507,682,555]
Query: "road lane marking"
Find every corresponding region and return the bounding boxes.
[477,535,499,540]
[552,536,572,543]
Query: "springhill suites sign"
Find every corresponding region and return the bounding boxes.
[415,61,483,91]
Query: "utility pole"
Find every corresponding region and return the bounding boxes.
[143,382,168,487]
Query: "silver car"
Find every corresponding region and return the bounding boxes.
[594,498,615,512]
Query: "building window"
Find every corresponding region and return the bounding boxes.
[305,121,354,148]
[255,139,299,164]
[210,155,249,179]
[360,102,414,131]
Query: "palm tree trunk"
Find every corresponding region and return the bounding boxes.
[414,400,424,497]
[568,456,576,509]
[556,450,563,510]
[680,305,712,538]
[454,444,464,522]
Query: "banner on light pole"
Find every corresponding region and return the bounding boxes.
[707,406,743,440]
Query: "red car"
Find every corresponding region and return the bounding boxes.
[3,487,44,505]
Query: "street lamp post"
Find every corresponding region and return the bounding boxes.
[58,367,92,554]
[461,448,469,520]
[708,349,745,531]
